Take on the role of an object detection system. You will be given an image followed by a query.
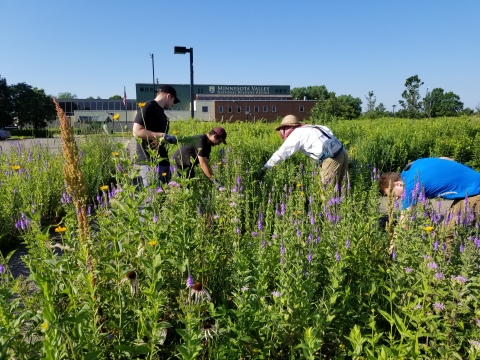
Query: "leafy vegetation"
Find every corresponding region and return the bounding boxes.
[1,118,480,358]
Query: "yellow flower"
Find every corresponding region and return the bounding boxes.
[113,113,120,120]
[138,102,146,108]
[112,151,119,157]
[424,226,434,233]
[296,183,302,187]
[161,172,167,176]
[41,321,49,332]
[100,185,109,191]
[19,136,24,140]
[55,226,67,233]
[339,343,346,350]
[301,192,304,196]
[295,211,302,215]
[11,165,20,171]
[149,240,157,246]
[172,130,179,135]
[217,162,222,165]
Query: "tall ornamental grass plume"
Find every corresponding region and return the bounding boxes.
[53,97,89,242]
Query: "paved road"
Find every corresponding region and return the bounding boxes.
[0,137,136,157]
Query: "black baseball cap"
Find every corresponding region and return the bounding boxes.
[158,85,180,104]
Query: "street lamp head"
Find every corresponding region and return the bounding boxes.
[174,46,187,54]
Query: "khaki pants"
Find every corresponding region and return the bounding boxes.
[446,194,480,227]
[320,148,349,193]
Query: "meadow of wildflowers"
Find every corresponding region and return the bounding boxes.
[1,117,480,358]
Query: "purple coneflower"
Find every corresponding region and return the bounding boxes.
[201,321,217,340]
[168,181,180,187]
[120,271,139,295]
[190,282,211,303]
[428,262,438,270]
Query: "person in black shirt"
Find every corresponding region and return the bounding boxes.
[133,85,180,186]
[172,127,227,187]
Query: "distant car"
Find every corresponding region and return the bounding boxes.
[0,129,11,141]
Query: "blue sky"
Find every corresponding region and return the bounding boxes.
[1,0,479,110]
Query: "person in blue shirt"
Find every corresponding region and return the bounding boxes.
[378,157,480,225]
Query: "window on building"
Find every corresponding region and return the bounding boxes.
[140,87,144,92]
[272,105,276,112]
[109,102,115,111]
[228,106,232,113]
[254,106,259,112]
[127,101,134,110]
[202,106,208,112]
[114,101,121,111]
[263,106,268,112]
[219,106,223,113]
[299,105,304,112]
[237,106,241,113]
[245,106,250,113]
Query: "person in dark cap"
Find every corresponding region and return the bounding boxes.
[257,115,349,192]
[172,126,227,188]
[133,85,180,187]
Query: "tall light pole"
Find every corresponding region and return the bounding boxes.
[392,104,396,117]
[149,53,155,98]
[174,46,194,119]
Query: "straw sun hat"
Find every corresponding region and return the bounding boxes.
[274,115,302,131]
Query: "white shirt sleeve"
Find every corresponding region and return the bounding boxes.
[264,130,304,169]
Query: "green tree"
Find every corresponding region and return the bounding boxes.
[427,88,464,117]
[364,91,377,118]
[310,92,362,120]
[109,95,122,100]
[57,92,77,99]
[398,75,424,118]
[10,83,56,129]
[336,94,362,119]
[0,75,13,128]
[291,86,329,100]
[86,96,95,100]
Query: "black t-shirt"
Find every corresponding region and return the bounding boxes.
[134,100,170,165]
[173,134,212,168]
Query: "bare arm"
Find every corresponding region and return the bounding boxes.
[198,156,214,180]
[132,122,164,140]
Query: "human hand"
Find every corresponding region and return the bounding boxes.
[164,134,177,144]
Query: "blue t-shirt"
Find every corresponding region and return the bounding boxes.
[401,158,480,209]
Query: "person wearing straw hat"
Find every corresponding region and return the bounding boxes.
[256,115,349,192]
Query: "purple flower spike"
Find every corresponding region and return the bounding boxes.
[186,276,194,288]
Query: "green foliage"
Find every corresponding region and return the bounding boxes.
[8,83,56,130]
[56,92,77,99]
[1,118,480,358]
[399,75,424,119]
[426,88,464,117]
[291,85,329,100]
[109,95,122,100]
